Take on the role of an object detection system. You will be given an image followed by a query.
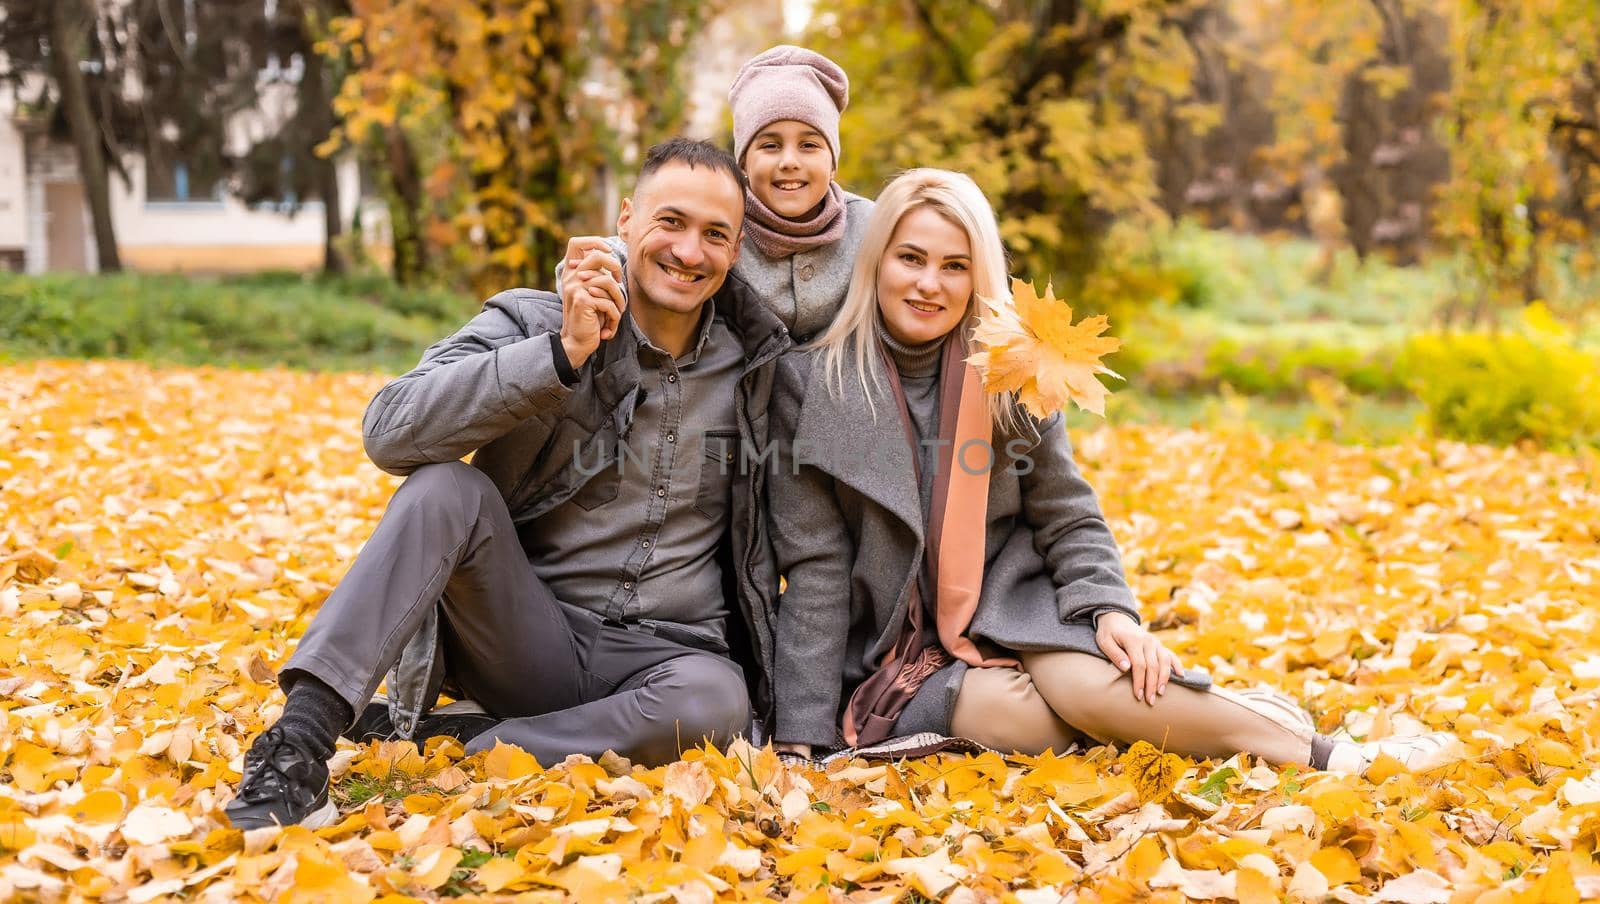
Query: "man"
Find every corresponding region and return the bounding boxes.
[225,138,789,830]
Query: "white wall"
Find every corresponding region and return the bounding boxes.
[112,155,359,248]
[0,117,28,249]
[107,152,387,272]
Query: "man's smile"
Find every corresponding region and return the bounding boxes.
[657,261,705,284]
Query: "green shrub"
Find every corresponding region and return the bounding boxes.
[1119,324,1407,401]
[0,272,476,372]
[1398,305,1600,448]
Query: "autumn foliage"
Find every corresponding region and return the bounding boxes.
[806,0,1600,317]
[320,0,719,293]
[1,360,1597,899]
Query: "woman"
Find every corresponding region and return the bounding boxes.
[565,45,872,340]
[768,169,1459,774]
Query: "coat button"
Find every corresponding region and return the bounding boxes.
[399,718,413,734]
[798,264,815,281]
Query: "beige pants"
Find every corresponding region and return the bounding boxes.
[948,652,1314,766]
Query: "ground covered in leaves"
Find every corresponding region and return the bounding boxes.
[2,360,1600,902]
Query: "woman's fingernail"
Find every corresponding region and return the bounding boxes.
[1120,661,1130,670]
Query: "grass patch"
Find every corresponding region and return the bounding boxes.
[0,270,477,373]
[1152,219,1453,327]
[332,768,436,809]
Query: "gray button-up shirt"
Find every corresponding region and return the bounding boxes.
[521,307,743,642]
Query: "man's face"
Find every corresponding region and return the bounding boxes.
[617,162,744,316]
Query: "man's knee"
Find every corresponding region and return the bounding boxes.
[392,461,496,513]
[653,656,751,746]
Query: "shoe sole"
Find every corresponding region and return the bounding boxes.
[226,796,339,832]
[301,798,339,830]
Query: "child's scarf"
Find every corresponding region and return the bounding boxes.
[742,182,847,259]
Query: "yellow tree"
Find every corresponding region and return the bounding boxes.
[1434,0,1600,321]
[806,0,1206,307]
[322,0,720,294]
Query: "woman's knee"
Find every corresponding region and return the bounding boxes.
[950,667,1077,755]
[1020,652,1122,721]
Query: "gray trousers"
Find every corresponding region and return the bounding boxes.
[280,461,750,767]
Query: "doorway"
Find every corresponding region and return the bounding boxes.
[44,179,89,271]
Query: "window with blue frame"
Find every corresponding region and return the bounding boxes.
[145,155,223,204]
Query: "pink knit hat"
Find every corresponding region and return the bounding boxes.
[729,45,849,166]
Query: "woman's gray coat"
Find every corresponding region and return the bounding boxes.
[767,347,1208,748]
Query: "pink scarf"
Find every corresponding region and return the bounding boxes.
[742,182,848,259]
[841,331,1018,747]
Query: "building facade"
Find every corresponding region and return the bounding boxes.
[0,86,384,275]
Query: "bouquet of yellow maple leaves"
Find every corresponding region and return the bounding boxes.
[969,278,1123,418]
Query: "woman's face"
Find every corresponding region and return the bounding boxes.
[876,206,974,347]
[742,120,834,218]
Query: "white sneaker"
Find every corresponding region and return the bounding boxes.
[1325,731,1463,776]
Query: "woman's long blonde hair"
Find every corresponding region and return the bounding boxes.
[813,167,1018,429]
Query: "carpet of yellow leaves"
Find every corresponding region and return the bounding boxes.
[2,359,1600,903]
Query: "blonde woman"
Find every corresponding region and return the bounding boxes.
[768,168,1459,774]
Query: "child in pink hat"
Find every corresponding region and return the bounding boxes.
[726,45,874,344]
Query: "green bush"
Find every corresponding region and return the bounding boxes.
[1118,325,1407,401]
[0,272,477,372]
[1206,339,1408,399]
[1398,305,1600,448]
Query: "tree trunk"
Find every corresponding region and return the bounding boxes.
[383,125,426,285]
[47,0,121,272]
[318,158,343,274]
[300,46,344,275]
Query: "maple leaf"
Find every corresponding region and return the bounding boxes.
[1120,740,1184,804]
[969,277,1123,418]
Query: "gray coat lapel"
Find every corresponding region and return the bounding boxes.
[792,354,925,540]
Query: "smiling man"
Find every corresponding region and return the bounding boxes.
[225,139,791,830]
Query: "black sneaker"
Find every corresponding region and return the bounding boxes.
[224,725,338,830]
[347,698,398,743]
[347,698,499,744]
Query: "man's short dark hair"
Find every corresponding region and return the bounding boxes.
[638,137,748,197]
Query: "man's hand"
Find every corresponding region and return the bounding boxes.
[1094,610,1184,706]
[558,236,627,369]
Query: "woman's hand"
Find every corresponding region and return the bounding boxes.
[1095,611,1184,706]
